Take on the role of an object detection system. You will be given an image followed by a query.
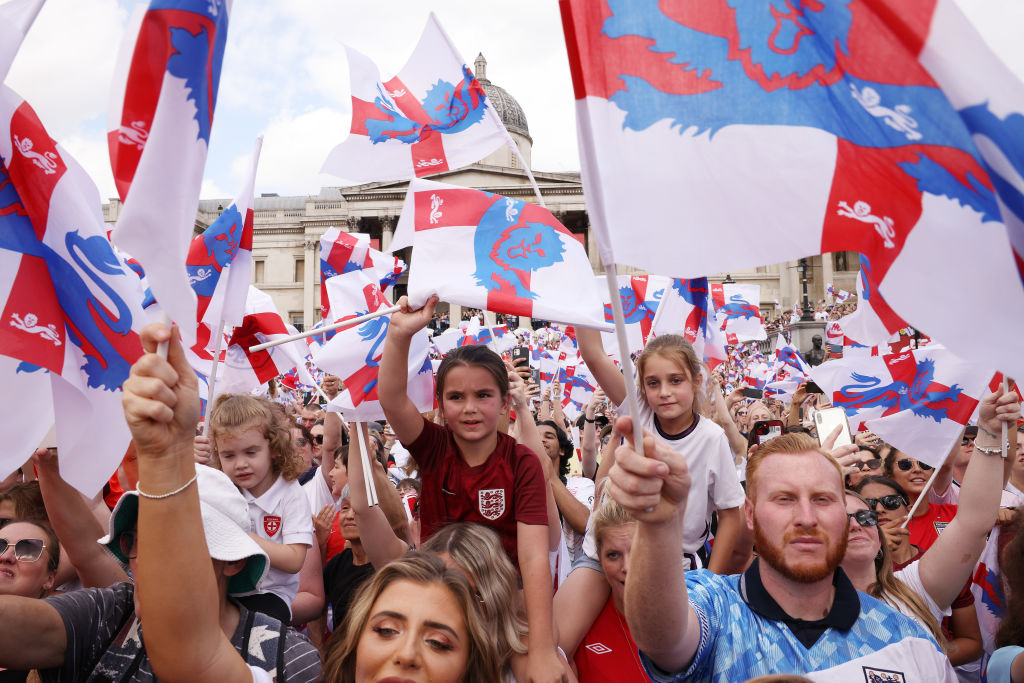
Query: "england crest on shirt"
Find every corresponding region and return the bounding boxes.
[478,488,506,520]
[862,666,906,683]
[263,515,281,537]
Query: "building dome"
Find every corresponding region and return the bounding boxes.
[474,54,531,142]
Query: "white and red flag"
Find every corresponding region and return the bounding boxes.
[596,274,669,356]
[322,13,506,184]
[559,0,1024,379]
[838,254,912,348]
[771,339,812,383]
[392,178,607,329]
[218,287,314,395]
[651,277,711,360]
[313,270,433,421]
[810,345,989,467]
[711,284,765,342]
[187,135,260,349]
[319,228,406,320]
[108,0,231,344]
[0,84,149,494]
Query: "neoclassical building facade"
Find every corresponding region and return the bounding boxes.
[102,55,858,331]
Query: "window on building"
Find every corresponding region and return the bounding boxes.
[253,260,265,283]
[290,313,304,332]
[832,251,859,272]
[294,258,304,283]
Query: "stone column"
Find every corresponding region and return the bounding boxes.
[380,215,395,251]
[346,216,360,233]
[820,253,834,303]
[303,238,317,328]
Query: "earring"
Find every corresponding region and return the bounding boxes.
[876,549,883,561]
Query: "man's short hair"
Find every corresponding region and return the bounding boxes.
[745,433,844,502]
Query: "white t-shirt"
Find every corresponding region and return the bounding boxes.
[621,402,746,554]
[582,404,746,560]
[302,467,337,516]
[891,559,951,629]
[243,475,313,615]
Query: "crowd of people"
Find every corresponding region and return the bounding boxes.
[0,293,1021,683]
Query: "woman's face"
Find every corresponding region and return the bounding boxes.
[858,481,907,525]
[291,427,314,469]
[845,450,883,488]
[355,579,469,683]
[330,457,348,499]
[841,497,881,568]
[598,523,635,612]
[0,522,55,598]
[888,454,932,501]
[339,500,359,542]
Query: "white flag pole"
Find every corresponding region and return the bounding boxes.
[248,305,399,353]
[354,422,379,507]
[201,321,227,436]
[603,264,645,455]
[900,465,941,530]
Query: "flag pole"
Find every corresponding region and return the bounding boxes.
[900,465,941,529]
[353,422,379,507]
[603,263,645,455]
[1002,376,1009,459]
[248,305,400,352]
[202,321,227,437]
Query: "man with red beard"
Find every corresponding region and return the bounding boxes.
[606,424,956,682]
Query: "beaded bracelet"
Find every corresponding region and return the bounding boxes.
[975,442,1010,458]
[136,472,198,499]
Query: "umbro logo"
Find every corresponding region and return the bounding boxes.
[585,643,612,655]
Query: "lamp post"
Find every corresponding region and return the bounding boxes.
[798,258,815,322]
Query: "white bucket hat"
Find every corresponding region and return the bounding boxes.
[99,465,268,596]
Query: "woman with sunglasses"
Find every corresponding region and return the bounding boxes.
[882,449,959,555]
[0,520,59,600]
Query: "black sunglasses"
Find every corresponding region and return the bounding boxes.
[864,494,907,511]
[848,510,879,527]
[119,530,138,560]
[896,458,933,472]
[854,458,882,471]
[314,434,324,445]
[0,537,47,562]
[295,437,308,446]
[961,437,976,447]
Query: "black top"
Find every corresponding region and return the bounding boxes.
[738,558,860,649]
[324,547,375,630]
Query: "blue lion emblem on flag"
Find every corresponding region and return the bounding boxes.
[366,65,488,145]
[718,294,760,321]
[472,196,567,303]
[776,347,806,374]
[834,358,964,422]
[0,163,139,391]
[603,285,661,325]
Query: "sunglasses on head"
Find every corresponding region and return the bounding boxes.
[119,530,138,560]
[896,458,933,472]
[0,537,46,562]
[848,510,879,527]
[854,458,882,471]
[865,494,907,511]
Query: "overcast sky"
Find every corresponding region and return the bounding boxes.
[6,0,1023,203]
